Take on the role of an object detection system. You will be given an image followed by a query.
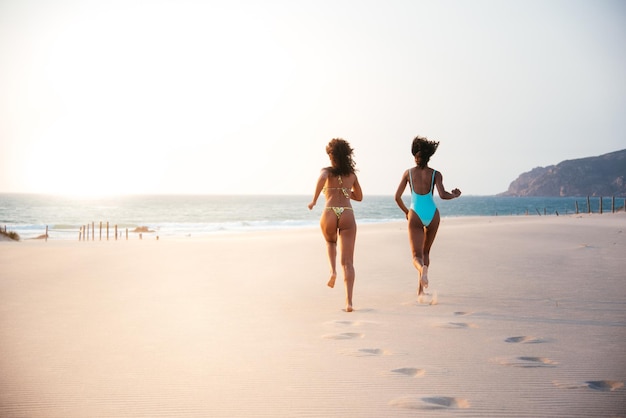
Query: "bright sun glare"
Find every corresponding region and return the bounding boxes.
[18,2,294,196]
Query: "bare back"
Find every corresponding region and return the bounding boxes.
[409,167,436,195]
[323,170,358,208]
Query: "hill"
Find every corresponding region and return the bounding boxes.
[500,149,626,197]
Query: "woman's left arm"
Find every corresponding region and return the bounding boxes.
[350,175,363,202]
[435,171,461,200]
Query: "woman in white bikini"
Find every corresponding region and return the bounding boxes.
[308,138,363,312]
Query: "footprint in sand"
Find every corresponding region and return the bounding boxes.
[341,348,392,357]
[327,319,378,327]
[437,322,478,329]
[453,311,473,316]
[553,380,624,392]
[505,336,546,344]
[390,367,425,378]
[323,332,364,340]
[389,395,470,410]
[358,348,388,356]
[586,380,624,391]
[496,356,557,368]
[327,320,360,327]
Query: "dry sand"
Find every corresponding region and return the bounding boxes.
[1,213,625,417]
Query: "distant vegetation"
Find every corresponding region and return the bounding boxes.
[500,149,626,197]
[0,229,20,241]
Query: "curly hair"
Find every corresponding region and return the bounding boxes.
[326,138,356,176]
[411,136,440,168]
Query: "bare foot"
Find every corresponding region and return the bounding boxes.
[346,304,353,312]
[327,273,337,288]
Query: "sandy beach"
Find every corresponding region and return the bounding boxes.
[1,214,625,417]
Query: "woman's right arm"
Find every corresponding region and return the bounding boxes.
[394,170,410,218]
[308,169,328,210]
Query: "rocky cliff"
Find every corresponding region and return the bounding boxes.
[500,149,626,197]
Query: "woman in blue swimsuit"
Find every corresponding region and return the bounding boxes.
[395,136,461,298]
[309,138,363,312]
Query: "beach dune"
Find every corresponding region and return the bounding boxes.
[1,214,625,417]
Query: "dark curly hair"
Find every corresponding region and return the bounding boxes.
[411,136,440,168]
[326,138,356,176]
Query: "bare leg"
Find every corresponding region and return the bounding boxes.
[320,210,339,288]
[421,211,441,290]
[338,211,357,312]
[407,211,426,295]
[326,241,337,288]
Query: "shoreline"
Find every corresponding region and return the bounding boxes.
[4,211,625,242]
[2,193,624,241]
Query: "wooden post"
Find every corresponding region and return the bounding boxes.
[106,222,109,240]
[126,228,128,240]
[99,221,102,240]
[575,201,579,214]
[92,222,95,241]
[587,196,591,213]
[600,196,603,214]
[45,225,48,242]
[79,226,82,241]
[612,196,615,213]
[115,225,118,240]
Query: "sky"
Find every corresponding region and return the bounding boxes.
[1,0,624,196]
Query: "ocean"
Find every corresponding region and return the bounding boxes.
[0,194,624,240]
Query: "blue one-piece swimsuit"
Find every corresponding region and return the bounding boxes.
[409,168,437,227]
